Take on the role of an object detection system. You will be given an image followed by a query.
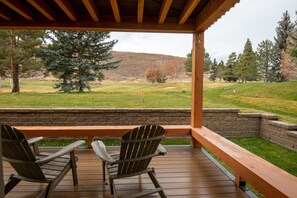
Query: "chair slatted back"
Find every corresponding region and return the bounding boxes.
[118,125,165,176]
[1,124,45,180]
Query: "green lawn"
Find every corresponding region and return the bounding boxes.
[1,80,297,123]
[229,137,297,177]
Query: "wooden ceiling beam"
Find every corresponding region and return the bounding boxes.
[0,16,196,33]
[178,0,200,25]
[55,0,78,22]
[0,5,13,20]
[0,0,34,20]
[196,0,239,31]
[82,0,100,22]
[110,0,121,23]
[137,0,144,24]
[158,0,173,24]
[26,0,56,21]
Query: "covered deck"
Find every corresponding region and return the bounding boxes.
[2,125,297,197]
[1,0,297,197]
[3,146,247,198]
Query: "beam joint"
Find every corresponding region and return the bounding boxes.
[82,0,100,22]
[158,0,172,24]
[55,0,78,22]
[179,0,200,25]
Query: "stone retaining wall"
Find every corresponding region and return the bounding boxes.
[0,108,296,151]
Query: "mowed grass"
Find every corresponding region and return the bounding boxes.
[229,137,297,177]
[0,79,297,123]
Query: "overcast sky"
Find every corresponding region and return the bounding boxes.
[110,0,297,62]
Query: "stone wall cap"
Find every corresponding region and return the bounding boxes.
[238,113,262,118]
[0,108,191,113]
[202,108,239,113]
[269,120,297,130]
[0,108,242,113]
[261,113,278,120]
[287,131,297,138]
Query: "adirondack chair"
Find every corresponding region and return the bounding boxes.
[1,124,85,198]
[92,125,167,198]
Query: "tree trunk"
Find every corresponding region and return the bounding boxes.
[11,58,19,93]
[10,30,20,93]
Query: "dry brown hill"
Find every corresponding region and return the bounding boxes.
[103,51,186,81]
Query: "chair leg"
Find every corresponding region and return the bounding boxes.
[37,181,53,198]
[109,178,114,195]
[148,170,167,198]
[70,151,78,186]
[102,161,107,184]
[5,174,21,195]
[111,179,118,198]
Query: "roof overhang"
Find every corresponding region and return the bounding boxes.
[0,0,239,33]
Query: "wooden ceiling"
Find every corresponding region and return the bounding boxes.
[0,0,239,33]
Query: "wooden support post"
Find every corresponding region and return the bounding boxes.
[0,131,4,198]
[191,32,204,148]
[235,174,246,188]
[87,136,93,148]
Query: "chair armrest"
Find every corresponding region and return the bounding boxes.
[36,140,85,164]
[156,144,167,155]
[27,137,43,145]
[91,141,116,164]
[28,137,43,155]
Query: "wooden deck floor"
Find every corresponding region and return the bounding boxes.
[3,146,248,198]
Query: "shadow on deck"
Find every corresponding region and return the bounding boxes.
[3,146,248,198]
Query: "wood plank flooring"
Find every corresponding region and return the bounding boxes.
[3,146,248,198]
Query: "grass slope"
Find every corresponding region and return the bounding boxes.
[0,80,297,123]
[229,137,297,177]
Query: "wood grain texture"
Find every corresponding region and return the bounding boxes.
[158,0,173,24]
[26,0,56,21]
[191,33,204,129]
[0,0,239,33]
[3,147,247,198]
[0,0,33,20]
[191,127,297,197]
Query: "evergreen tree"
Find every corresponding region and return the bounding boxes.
[236,39,258,82]
[39,31,119,92]
[184,49,212,73]
[274,11,295,50]
[223,52,238,82]
[184,52,192,72]
[257,39,274,82]
[204,52,212,72]
[0,30,45,92]
[209,58,218,82]
[217,60,225,82]
[272,11,295,82]
[289,11,297,60]
[269,43,282,82]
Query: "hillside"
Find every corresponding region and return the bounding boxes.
[103,51,186,81]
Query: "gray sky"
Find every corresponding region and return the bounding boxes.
[110,0,297,62]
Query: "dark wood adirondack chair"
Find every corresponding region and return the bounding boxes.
[1,124,85,198]
[92,125,167,198]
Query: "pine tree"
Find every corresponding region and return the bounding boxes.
[223,52,238,82]
[184,49,212,73]
[236,39,258,82]
[272,11,295,82]
[269,43,282,82]
[0,30,45,92]
[257,39,274,82]
[209,58,218,82]
[217,60,225,82]
[274,11,295,50]
[289,11,297,60]
[204,52,212,72]
[39,31,119,92]
[184,52,192,72]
